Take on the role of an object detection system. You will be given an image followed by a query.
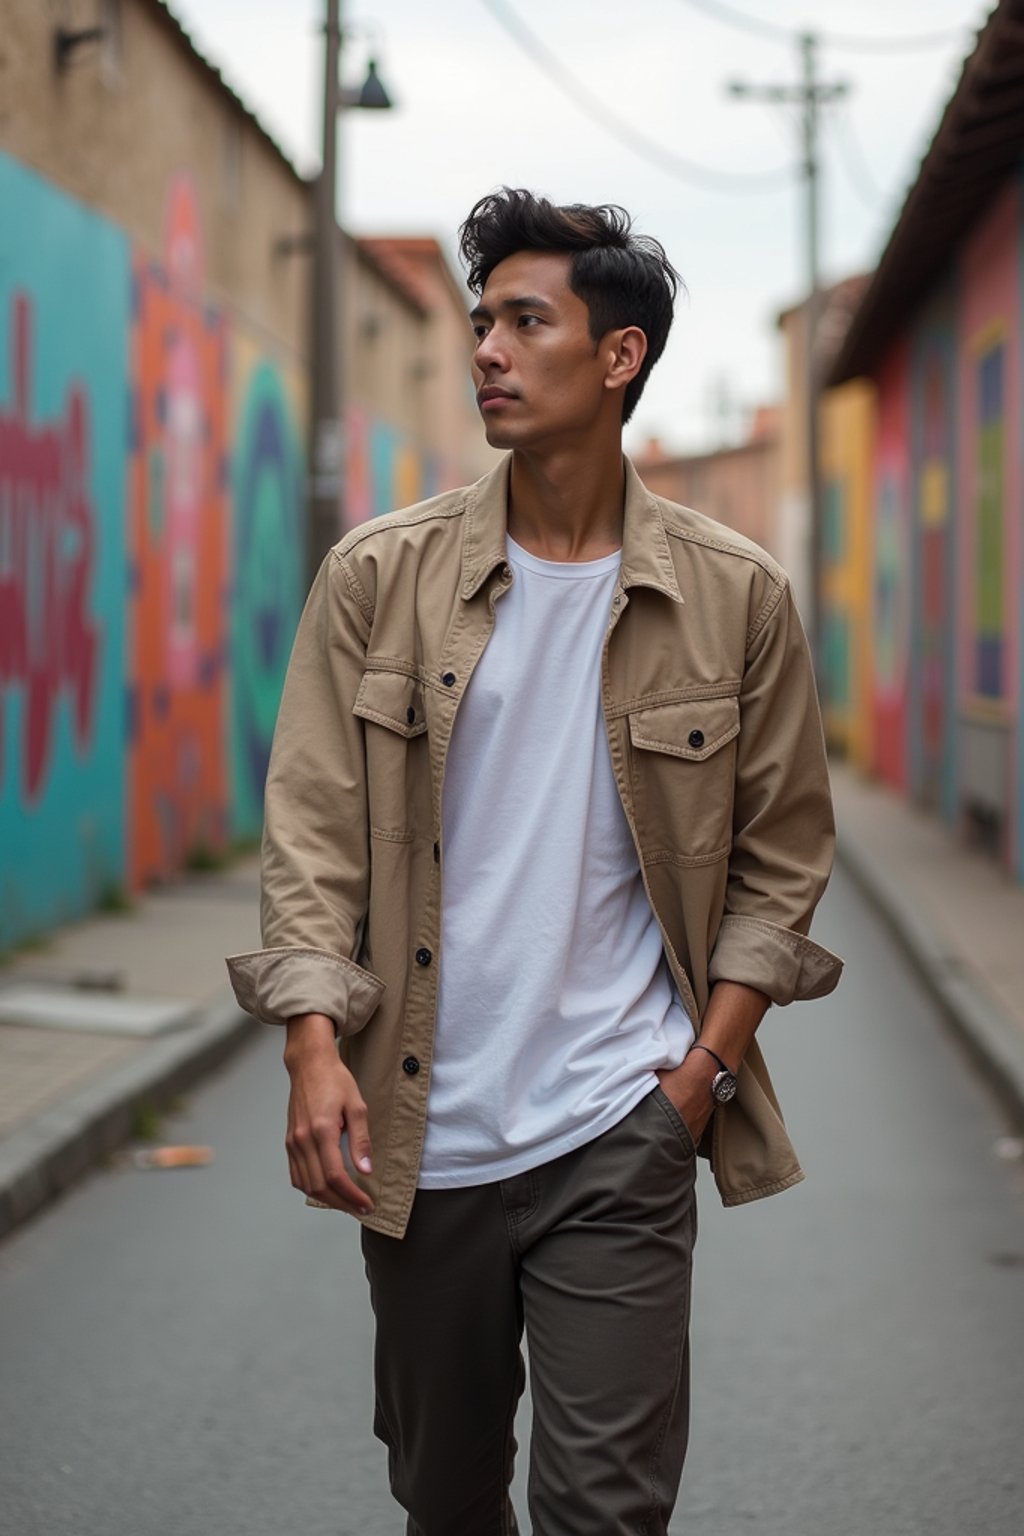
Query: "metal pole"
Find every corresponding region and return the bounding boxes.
[727,45,848,687]
[308,0,344,584]
[801,31,823,681]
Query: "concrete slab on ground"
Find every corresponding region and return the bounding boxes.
[0,984,192,1037]
[0,857,263,1240]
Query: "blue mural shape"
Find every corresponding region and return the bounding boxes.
[230,361,304,840]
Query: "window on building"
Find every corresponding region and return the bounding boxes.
[975,339,1004,700]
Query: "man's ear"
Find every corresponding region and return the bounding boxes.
[603,326,648,396]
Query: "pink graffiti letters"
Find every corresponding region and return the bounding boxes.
[0,293,99,801]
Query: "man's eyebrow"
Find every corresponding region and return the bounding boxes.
[468,295,556,322]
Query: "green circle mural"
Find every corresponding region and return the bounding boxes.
[231,361,303,837]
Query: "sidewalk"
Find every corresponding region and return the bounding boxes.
[3,773,1024,1242]
[0,857,262,1240]
[830,761,1024,1132]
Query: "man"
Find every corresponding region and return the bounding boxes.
[227,187,842,1536]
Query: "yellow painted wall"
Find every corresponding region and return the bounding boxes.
[820,379,876,766]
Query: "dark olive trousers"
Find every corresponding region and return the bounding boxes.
[360,1084,699,1536]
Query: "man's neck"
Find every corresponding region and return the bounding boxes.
[506,441,625,562]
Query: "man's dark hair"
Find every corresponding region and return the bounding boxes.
[459,187,681,425]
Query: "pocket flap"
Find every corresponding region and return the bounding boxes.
[629,694,739,760]
[353,669,427,738]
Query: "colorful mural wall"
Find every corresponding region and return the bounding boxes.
[230,340,306,843]
[0,156,129,944]
[871,343,912,792]
[129,175,229,886]
[345,405,441,524]
[820,379,874,764]
[820,175,1024,880]
[0,151,442,948]
[909,303,956,823]
[954,181,1020,867]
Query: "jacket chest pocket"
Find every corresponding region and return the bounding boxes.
[627,694,740,864]
[353,669,433,839]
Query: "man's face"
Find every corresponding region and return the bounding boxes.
[470,251,615,450]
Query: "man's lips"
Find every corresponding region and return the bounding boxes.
[477,387,518,409]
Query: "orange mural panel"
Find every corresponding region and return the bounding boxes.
[128,174,227,887]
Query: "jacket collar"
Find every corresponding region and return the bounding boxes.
[460,453,684,604]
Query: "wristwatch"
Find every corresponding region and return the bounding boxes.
[691,1043,738,1104]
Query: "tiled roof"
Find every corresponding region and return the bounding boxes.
[830,0,1021,383]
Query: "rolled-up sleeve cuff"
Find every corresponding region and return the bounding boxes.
[708,915,843,1005]
[225,947,385,1036]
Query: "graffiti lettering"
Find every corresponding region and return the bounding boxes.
[0,294,98,801]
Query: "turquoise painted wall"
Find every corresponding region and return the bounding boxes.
[0,156,129,943]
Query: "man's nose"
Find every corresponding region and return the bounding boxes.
[474,327,509,373]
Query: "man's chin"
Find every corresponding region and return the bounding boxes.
[481,418,521,449]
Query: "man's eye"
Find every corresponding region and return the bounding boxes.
[517,314,541,327]
[472,325,488,340]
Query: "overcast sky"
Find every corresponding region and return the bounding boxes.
[169,0,992,456]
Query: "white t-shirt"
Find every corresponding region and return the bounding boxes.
[417,536,694,1188]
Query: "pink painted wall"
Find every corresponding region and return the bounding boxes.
[871,340,912,789]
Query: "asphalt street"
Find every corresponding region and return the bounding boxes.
[1,865,1022,1536]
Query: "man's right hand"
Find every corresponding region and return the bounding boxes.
[283,1013,374,1217]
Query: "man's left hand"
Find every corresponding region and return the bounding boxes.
[655,1051,719,1148]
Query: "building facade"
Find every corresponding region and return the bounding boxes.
[826,0,1024,880]
[0,0,490,946]
[633,410,781,563]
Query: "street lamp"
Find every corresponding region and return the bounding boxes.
[342,57,392,111]
[309,4,393,582]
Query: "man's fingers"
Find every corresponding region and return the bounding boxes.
[284,1063,374,1217]
[311,1113,374,1213]
[287,1121,367,1214]
[345,1098,373,1175]
[287,1143,314,1201]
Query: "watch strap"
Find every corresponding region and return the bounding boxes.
[691,1042,733,1076]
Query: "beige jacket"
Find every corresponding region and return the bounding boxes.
[227,455,842,1237]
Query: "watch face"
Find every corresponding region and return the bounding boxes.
[713,1071,738,1104]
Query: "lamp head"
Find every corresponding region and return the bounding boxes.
[357,59,392,110]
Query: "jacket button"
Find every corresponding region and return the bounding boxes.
[441,671,456,687]
[688,729,705,749]
[406,706,416,725]
[402,1055,420,1075]
[415,947,432,966]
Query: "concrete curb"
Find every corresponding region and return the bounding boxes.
[837,832,1024,1134]
[0,995,258,1242]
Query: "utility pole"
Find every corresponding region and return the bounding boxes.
[309,0,344,585]
[729,35,848,682]
[307,5,392,584]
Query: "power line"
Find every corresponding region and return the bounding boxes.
[829,100,894,212]
[480,0,794,192]
[675,0,789,43]
[674,0,969,54]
